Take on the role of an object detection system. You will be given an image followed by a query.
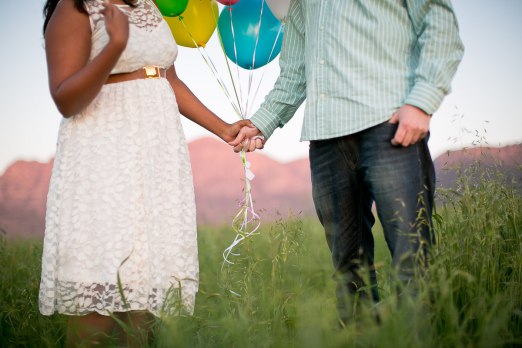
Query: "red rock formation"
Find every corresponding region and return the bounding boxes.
[0,138,314,238]
[0,160,53,238]
[434,144,522,188]
[1,138,519,239]
[188,137,314,225]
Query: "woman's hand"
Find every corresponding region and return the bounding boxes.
[221,120,256,143]
[44,0,130,117]
[228,124,265,152]
[165,66,265,148]
[101,1,130,50]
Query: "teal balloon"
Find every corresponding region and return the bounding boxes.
[156,0,189,17]
[218,0,284,70]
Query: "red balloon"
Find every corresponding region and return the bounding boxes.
[216,0,240,5]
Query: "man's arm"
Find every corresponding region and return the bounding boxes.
[404,0,465,114]
[249,0,307,139]
[392,0,464,147]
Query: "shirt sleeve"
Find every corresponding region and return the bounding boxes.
[250,0,307,139]
[404,0,465,115]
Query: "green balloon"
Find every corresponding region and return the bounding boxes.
[156,0,189,17]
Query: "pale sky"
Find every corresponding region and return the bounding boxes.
[0,1,521,174]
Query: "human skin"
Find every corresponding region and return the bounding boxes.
[229,104,431,151]
[45,0,253,142]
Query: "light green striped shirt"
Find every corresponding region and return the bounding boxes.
[252,0,465,141]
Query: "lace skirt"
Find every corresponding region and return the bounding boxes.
[39,78,198,317]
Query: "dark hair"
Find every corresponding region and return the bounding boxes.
[43,0,137,34]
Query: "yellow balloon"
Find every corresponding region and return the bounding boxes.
[165,0,219,48]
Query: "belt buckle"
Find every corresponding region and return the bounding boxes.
[144,66,161,79]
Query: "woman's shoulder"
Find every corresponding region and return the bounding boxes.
[56,0,105,17]
[51,0,98,19]
[45,0,91,39]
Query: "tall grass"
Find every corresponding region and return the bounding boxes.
[428,165,522,347]
[1,166,520,347]
[0,238,67,346]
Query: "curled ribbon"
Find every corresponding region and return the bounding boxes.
[177,8,264,273]
[222,149,261,266]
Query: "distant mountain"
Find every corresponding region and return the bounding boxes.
[0,137,314,238]
[187,137,314,225]
[434,144,521,189]
[0,139,520,239]
[0,160,53,238]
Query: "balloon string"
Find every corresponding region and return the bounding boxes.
[178,16,242,118]
[247,23,284,116]
[228,7,246,118]
[222,149,261,267]
[219,5,289,266]
[212,8,244,120]
[209,8,262,269]
[267,22,284,69]
[244,0,265,116]
[250,0,264,70]
[177,7,266,270]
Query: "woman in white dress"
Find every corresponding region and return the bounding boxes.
[39,0,254,345]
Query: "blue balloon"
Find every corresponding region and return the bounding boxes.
[218,0,284,70]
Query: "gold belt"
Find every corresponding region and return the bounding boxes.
[105,66,167,84]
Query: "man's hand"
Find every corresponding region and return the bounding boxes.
[228,125,265,153]
[389,104,431,147]
[221,119,255,143]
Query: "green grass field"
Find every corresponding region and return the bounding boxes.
[1,166,521,347]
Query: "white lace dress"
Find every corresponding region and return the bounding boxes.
[39,0,198,317]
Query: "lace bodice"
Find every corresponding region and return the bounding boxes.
[86,0,177,74]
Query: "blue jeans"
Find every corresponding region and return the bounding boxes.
[309,121,435,321]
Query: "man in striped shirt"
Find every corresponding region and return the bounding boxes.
[231,0,464,325]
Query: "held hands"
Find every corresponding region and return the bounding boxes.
[389,104,431,147]
[228,124,265,153]
[101,1,129,50]
[221,119,260,144]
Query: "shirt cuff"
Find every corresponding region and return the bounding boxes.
[404,82,446,116]
[250,107,281,139]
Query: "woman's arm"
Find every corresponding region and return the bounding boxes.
[45,0,129,117]
[166,66,252,142]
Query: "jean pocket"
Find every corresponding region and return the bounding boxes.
[366,120,397,143]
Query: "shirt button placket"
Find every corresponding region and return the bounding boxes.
[318,1,327,100]
[315,0,329,136]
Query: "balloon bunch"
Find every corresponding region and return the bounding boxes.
[159,0,291,266]
[159,0,218,48]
